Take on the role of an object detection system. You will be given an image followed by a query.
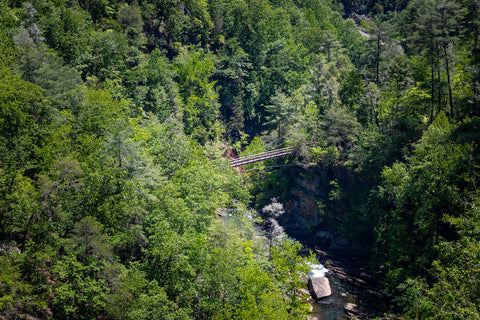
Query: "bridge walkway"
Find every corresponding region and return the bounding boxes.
[230,147,295,167]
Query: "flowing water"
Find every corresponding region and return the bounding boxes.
[257,221,390,319]
[308,263,329,278]
[303,248,391,319]
[307,263,355,320]
[308,272,356,320]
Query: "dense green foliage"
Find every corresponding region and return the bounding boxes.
[1,0,480,318]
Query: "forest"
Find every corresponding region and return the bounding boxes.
[0,0,479,319]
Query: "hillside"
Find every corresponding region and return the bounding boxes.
[1,0,480,319]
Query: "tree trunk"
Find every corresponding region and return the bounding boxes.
[376,31,380,85]
[437,51,442,115]
[443,45,454,119]
[118,139,122,168]
[473,4,480,115]
[430,56,435,123]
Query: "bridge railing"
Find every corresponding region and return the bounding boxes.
[230,147,295,167]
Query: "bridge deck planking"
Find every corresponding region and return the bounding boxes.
[230,147,295,167]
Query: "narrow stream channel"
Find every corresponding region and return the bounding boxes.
[308,270,356,320]
[306,263,353,320]
[301,244,393,319]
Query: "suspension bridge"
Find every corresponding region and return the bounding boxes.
[230,147,296,167]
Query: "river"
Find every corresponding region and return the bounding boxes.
[303,246,396,319]
[306,262,353,320]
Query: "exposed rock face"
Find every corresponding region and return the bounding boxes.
[308,276,332,300]
[279,165,372,261]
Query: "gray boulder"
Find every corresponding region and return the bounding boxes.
[308,276,332,300]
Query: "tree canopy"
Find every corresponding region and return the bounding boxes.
[1,0,480,319]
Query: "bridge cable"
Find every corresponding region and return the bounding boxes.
[242,163,300,171]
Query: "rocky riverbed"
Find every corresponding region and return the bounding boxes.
[304,246,399,320]
[273,165,399,319]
